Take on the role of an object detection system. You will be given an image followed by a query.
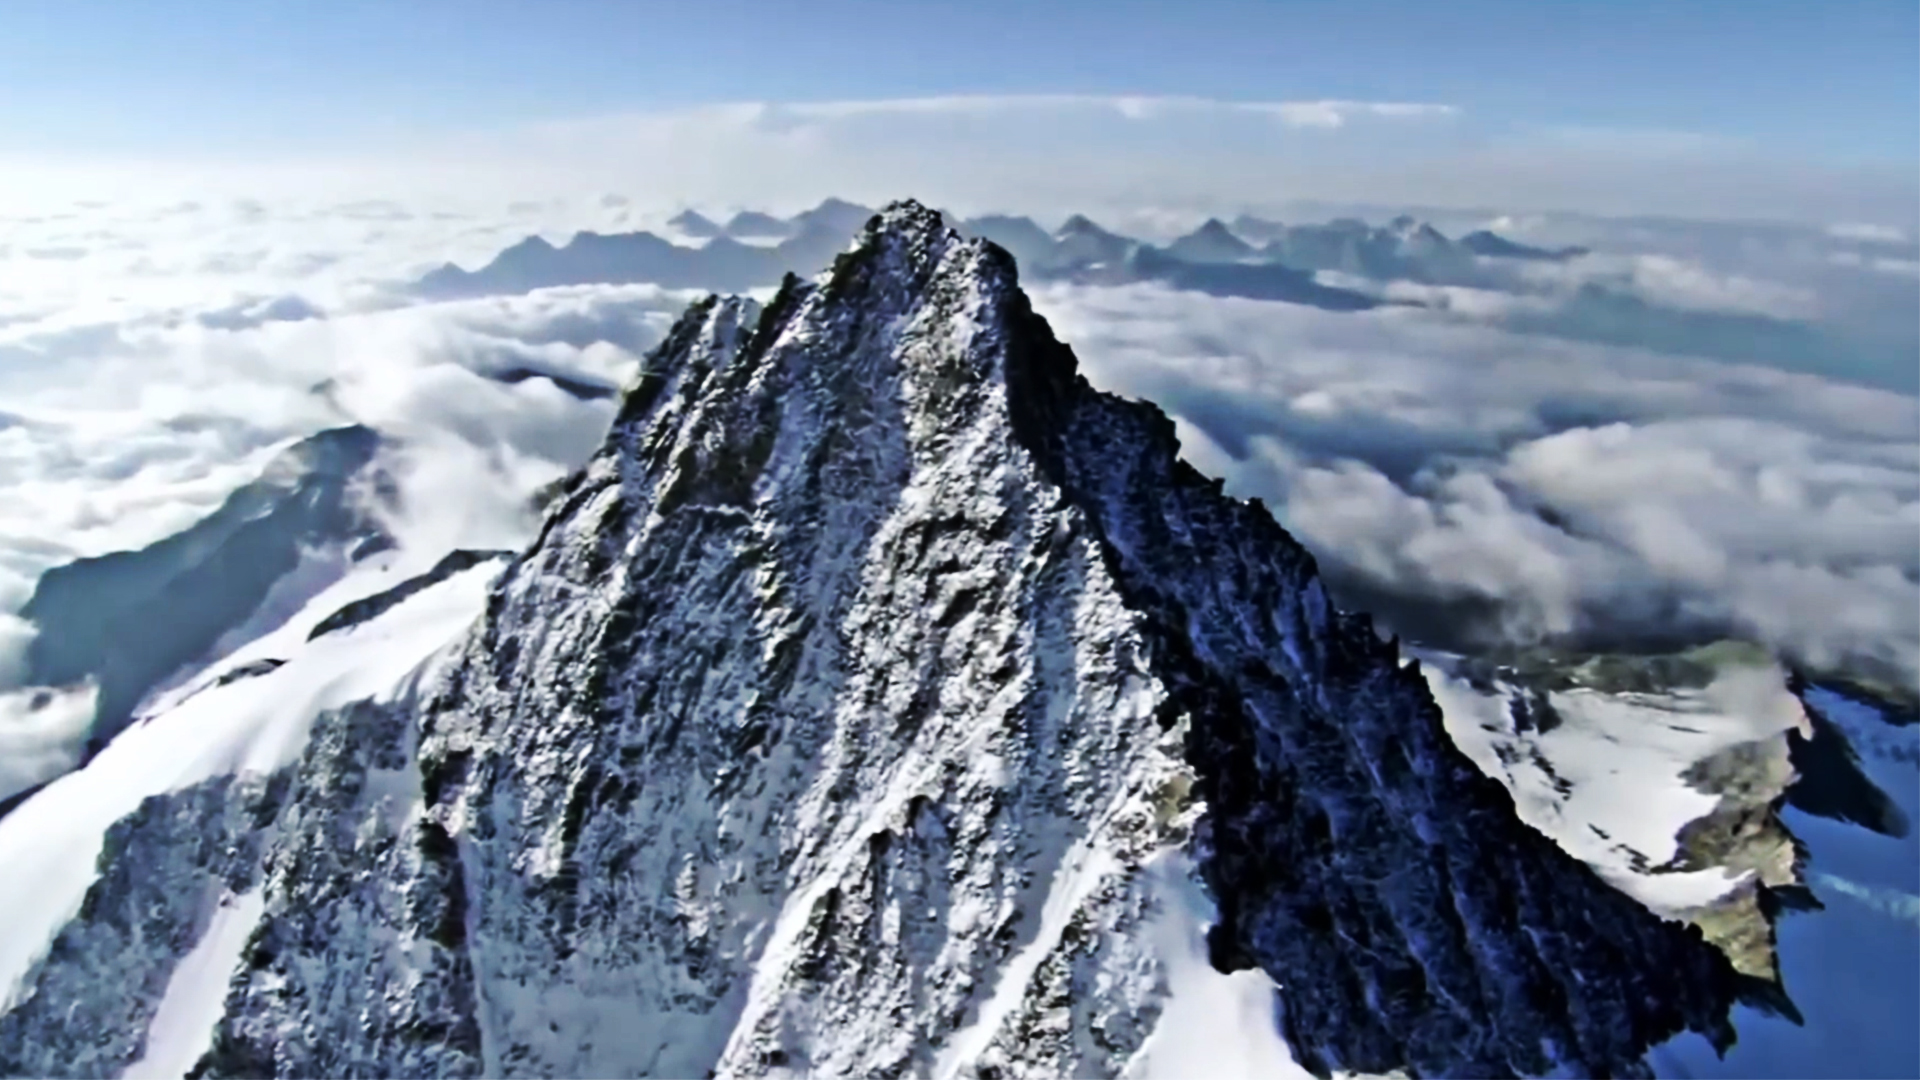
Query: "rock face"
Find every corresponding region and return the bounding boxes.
[0,202,1741,1078]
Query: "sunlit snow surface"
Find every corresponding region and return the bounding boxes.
[0,550,503,1013]
[1424,657,1807,914]
[123,889,266,1080]
[1123,852,1319,1080]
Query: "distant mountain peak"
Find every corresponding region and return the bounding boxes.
[666,208,723,238]
[1167,218,1256,263]
[810,195,867,214]
[1056,213,1112,238]
[722,209,792,239]
[1459,229,1589,261]
[503,234,556,254]
[791,197,877,238]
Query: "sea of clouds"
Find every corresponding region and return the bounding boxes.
[0,194,726,793]
[0,176,1914,794]
[1040,279,1917,684]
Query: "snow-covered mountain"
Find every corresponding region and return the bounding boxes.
[14,425,393,771]
[10,200,1883,1079]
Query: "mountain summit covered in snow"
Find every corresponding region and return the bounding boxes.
[0,200,1817,1079]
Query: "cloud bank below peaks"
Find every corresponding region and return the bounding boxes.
[1031,280,1920,690]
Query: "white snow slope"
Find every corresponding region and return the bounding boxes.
[0,549,506,1015]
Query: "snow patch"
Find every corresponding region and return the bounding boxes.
[1423,658,1806,914]
[1123,850,1320,1080]
[936,844,1122,1080]
[122,888,265,1080]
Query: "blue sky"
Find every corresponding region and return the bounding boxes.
[2,0,1915,165]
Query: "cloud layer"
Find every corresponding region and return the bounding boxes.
[0,197,708,691]
[763,95,1460,128]
[1032,278,1919,687]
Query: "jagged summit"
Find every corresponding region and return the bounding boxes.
[849,200,992,276]
[854,196,948,242]
[0,199,1741,1080]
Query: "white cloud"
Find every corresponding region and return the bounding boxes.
[0,202,702,681]
[1555,254,1820,317]
[667,94,1460,129]
[0,683,97,803]
[1830,251,1920,278]
[1031,279,1919,687]
[0,269,688,789]
[1249,100,1461,127]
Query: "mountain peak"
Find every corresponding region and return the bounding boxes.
[1056,213,1112,238]
[462,200,1737,1075]
[667,208,723,238]
[791,197,878,239]
[1,196,1744,1080]
[722,209,792,239]
[502,233,556,254]
[1459,229,1589,261]
[1165,218,1256,264]
[863,196,943,234]
[847,198,959,266]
